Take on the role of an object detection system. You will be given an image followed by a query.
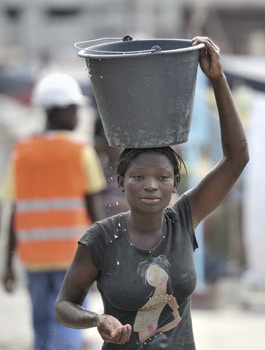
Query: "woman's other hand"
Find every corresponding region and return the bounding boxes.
[97,314,132,344]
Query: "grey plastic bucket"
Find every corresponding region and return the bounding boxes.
[75,35,204,148]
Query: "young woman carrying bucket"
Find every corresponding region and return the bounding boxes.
[55,37,249,349]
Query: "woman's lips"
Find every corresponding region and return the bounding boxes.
[141,196,160,203]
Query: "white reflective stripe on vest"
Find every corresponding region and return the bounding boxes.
[16,198,84,212]
[17,227,86,242]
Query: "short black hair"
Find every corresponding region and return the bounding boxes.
[117,147,186,181]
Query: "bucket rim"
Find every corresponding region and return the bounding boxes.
[77,39,205,59]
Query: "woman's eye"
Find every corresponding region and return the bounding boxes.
[133,175,144,180]
[159,175,169,181]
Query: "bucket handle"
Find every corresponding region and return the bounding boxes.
[74,35,163,56]
[74,37,121,50]
[74,34,133,50]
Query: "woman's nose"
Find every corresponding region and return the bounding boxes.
[144,178,158,190]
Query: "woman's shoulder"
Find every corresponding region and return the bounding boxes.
[79,212,128,246]
[166,194,197,249]
[79,213,128,269]
[165,194,191,220]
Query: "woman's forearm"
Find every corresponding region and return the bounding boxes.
[212,73,249,164]
[54,300,103,329]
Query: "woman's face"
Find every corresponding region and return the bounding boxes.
[118,152,177,214]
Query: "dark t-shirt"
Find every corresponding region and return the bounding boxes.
[79,195,198,349]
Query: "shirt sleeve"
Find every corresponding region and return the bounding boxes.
[172,194,198,251]
[82,145,106,194]
[79,220,108,270]
[0,161,15,202]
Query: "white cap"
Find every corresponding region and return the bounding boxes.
[32,73,87,108]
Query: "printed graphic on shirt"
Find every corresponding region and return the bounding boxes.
[134,255,181,343]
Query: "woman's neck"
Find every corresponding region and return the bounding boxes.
[125,211,165,251]
[126,211,164,235]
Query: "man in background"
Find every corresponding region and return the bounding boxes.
[1,73,106,350]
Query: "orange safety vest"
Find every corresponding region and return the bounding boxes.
[13,133,91,270]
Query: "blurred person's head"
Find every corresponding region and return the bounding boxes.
[32,73,87,131]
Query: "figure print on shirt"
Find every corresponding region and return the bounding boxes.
[134,255,181,343]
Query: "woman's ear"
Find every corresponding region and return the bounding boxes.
[117,175,125,192]
[173,174,179,192]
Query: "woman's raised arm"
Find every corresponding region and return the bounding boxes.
[186,36,249,228]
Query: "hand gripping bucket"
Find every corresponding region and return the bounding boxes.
[75,35,204,148]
